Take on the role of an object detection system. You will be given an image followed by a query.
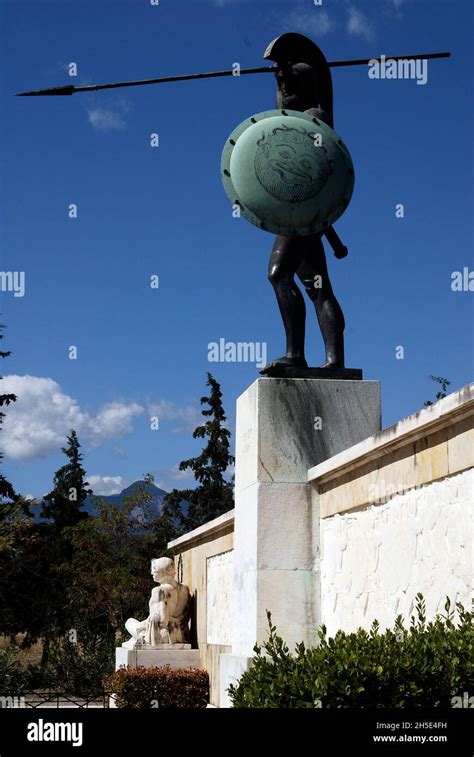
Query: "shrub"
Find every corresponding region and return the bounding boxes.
[229,595,474,708]
[104,666,209,708]
[0,647,30,694]
[42,636,115,696]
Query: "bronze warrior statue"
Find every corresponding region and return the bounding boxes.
[260,33,346,377]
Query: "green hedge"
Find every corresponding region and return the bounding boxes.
[104,666,209,708]
[229,595,474,708]
[0,647,30,695]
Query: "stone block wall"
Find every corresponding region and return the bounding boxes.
[308,383,474,636]
[168,383,473,706]
[168,510,234,706]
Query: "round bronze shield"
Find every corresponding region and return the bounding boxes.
[221,109,354,237]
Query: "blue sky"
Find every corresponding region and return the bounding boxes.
[0,0,472,498]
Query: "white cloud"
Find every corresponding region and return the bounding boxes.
[90,401,143,439]
[87,107,126,132]
[347,6,375,41]
[148,400,201,434]
[268,7,334,37]
[386,0,406,18]
[87,475,129,496]
[1,375,144,461]
[283,8,334,36]
[86,98,130,132]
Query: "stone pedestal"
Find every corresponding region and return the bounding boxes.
[115,646,201,672]
[220,377,381,706]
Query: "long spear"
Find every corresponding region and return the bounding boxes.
[16,49,450,260]
[16,51,450,96]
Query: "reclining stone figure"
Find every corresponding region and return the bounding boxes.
[124,557,190,648]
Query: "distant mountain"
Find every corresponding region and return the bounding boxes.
[84,480,168,521]
[31,480,187,527]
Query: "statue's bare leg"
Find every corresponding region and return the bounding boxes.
[125,618,147,639]
[297,237,345,368]
[261,235,308,375]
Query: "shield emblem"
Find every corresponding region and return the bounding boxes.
[221,109,354,237]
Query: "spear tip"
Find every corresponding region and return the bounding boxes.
[15,85,76,96]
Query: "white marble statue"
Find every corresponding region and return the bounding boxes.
[124,557,191,648]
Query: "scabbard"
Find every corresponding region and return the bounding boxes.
[324,226,348,259]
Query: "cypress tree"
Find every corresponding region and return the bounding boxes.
[164,373,234,532]
[41,430,91,528]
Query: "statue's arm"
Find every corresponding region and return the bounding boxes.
[148,586,173,626]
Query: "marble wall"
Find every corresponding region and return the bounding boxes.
[320,469,473,636]
[309,383,474,636]
[168,510,234,706]
[207,551,233,646]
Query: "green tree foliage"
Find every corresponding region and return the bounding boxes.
[0,325,17,508]
[41,430,90,529]
[0,647,31,694]
[424,375,451,407]
[64,481,161,641]
[44,476,170,663]
[0,397,178,689]
[0,504,67,673]
[0,520,69,663]
[164,373,234,533]
[42,634,115,697]
[0,479,171,678]
[16,430,92,665]
[230,596,473,708]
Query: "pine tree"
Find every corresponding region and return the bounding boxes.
[164,373,234,533]
[0,324,17,506]
[41,430,91,529]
